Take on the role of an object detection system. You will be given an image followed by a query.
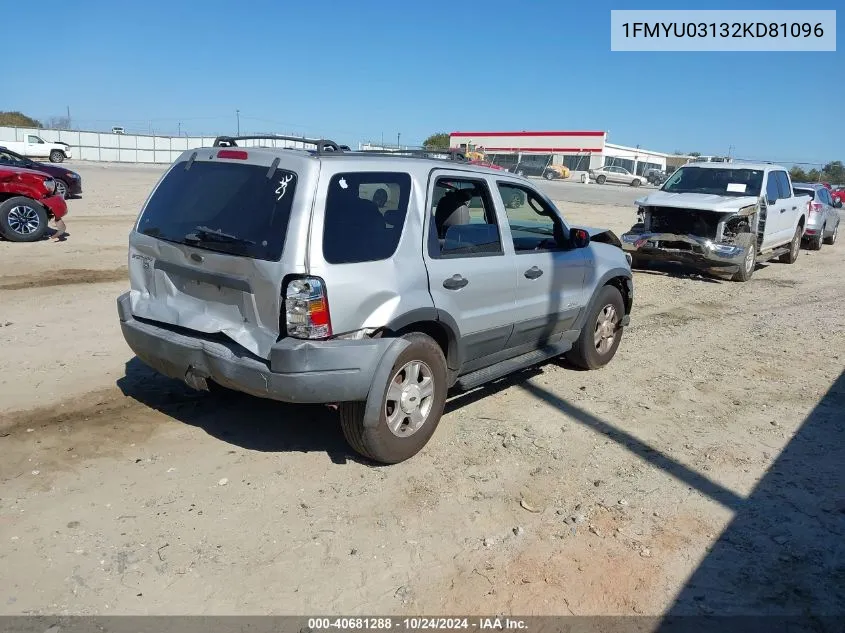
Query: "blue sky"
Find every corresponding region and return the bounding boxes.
[4,0,842,164]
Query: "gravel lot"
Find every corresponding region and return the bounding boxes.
[1,163,843,617]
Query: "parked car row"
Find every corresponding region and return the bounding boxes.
[0,145,78,242]
[620,162,840,281]
[0,146,82,199]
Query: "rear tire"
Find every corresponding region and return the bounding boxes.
[778,224,802,264]
[49,150,65,163]
[596,175,607,184]
[731,233,756,281]
[544,170,555,181]
[631,178,641,187]
[807,230,823,251]
[339,333,447,464]
[565,285,625,370]
[824,222,838,245]
[0,197,49,242]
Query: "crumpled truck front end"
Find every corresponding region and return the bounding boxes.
[621,202,758,272]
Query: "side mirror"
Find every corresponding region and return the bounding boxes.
[570,228,590,248]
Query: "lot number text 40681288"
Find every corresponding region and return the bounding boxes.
[306,618,528,631]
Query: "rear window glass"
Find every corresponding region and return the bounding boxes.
[793,187,816,199]
[137,160,297,261]
[323,171,411,264]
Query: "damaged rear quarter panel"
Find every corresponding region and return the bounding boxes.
[305,162,435,335]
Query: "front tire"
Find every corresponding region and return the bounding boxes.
[0,197,49,242]
[339,333,447,464]
[824,222,838,245]
[565,285,625,370]
[631,178,641,187]
[49,150,65,163]
[596,175,607,184]
[55,179,68,199]
[544,170,555,181]
[731,232,756,282]
[778,224,802,264]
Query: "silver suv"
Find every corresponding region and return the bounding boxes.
[117,136,634,463]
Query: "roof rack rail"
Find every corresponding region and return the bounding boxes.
[212,134,343,153]
[354,148,470,162]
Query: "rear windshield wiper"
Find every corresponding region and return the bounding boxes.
[184,226,255,247]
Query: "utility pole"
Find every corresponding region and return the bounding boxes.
[236,110,240,136]
[66,105,71,129]
[397,132,401,149]
[178,122,181,137]
[728,144,735,160]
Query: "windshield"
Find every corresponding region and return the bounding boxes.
[136,160,297,261]
[662,166,764,197]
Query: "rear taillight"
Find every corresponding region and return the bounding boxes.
[284,277,331,339]
[809,201,822,214]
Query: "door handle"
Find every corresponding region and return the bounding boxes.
[524,266,544,279]
[792,206,797,210]
[442,274,468,290]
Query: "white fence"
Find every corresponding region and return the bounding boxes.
[0,126,327,164]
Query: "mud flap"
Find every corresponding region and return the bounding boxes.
[360,337,412,429]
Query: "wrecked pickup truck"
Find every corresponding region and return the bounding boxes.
[621,162,811,281]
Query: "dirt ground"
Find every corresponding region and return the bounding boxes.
[1,163,843,617]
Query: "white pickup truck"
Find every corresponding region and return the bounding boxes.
[621,162,811,282]
[1,134,72,163]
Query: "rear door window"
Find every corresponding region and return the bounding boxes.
[322,171,411,264]
[775,171,792,199]
[137,160,297,261]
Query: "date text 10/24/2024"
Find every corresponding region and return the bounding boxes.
[610,10,836,52]
[306,618,528,631]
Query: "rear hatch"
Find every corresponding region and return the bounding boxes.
[127,150,315,359]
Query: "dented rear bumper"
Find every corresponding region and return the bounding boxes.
[117,292,392,404]
[620,231,746,270]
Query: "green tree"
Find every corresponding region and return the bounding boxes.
[821,161,845,184]
[790,166,808,182]
[0,111,42,128]
[687,151,701,157]
[806,168,821,182]
[422,133,450,149]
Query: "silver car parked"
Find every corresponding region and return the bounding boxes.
[793,183,840,250]
[589,165,644,187]
[117,136,634,464]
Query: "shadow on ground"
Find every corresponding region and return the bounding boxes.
[657,369,845,628]
[116,357,543,466]
[116,357,358,464]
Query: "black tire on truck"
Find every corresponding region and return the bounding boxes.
[339,332,448,464]
[778,223,803,264]
[0,197,49,242]
[731,232,757,282]
[49,150,65,163]
[565,285,625,370]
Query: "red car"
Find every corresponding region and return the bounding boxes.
[830,187,845,206]
[0,165,68,242]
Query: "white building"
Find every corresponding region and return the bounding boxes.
[449,130,690,176]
